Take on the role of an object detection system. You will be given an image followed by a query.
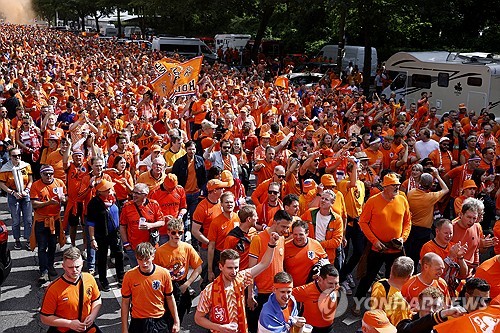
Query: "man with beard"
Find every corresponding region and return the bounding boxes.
[428,137,455,175]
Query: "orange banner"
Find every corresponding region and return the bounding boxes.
[434,305,500,333]
[151,56,203,98]
[275,76,289,90]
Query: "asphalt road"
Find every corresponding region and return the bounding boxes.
[0,196,364,333]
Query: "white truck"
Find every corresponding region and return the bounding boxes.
[383,51,500,116]
[214,34,251,53]
[317,45,378,76]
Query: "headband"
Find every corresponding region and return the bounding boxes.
[274,282,293,289]
[468,156,482,161]
[40,165,54,174]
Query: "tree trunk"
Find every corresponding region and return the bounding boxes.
[336,3,347,77]
[361,1,373,94]
[251,4,275,62]
[117,8,122,37]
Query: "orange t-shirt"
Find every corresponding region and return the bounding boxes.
[420,239,453,261]
[249,230,285,294]
[224,227,258,270]
[284,238,328,287]
[474,256,500,299]
[192,198,222,249]
[149,186,187,236]
[66,162,89,202]
[104,169,133,201]
[119,199,165,249]
[293,281,337,328]
[43,127,64,147]
[137,170,165,192]
[121,265,173,319]
[153,242,202,281]
[45,149,67,182]
[451,220,483,269]
[31,178,66,221]
[401,275,450,306]
[208,212,240,251]
[257,202,283,227]
[192,99,209,124]
[40,273,100,332]
[363,148,384,174]
[184,158,198,193]
[0,164,32,190]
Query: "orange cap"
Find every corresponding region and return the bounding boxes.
[382,173,401,187]
[362,310,397,333]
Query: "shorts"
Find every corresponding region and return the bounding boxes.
[68,202,84,227]
[129,316,169,333]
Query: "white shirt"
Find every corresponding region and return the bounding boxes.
[414,139,439,159]
[315,212,331,242]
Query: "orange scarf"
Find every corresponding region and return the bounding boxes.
[210,274,247,333]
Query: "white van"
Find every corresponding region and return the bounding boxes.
[124,26,142,39]
[317,45,378,76]
[383,51,500,116]
[214,34,251,53]
[100,25,118,37]
[152,37,217,62]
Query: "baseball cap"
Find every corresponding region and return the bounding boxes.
[163,173,178,189]
[439,137,451,143]
[362,310,397,333]
[302,179,317,193]
[207,179,226,191]
[201,120,218,130]
[95,179,115,192]
[354,152,370,160]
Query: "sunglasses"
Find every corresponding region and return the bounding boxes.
[222,146,231,149]
[275,174,286,179]
[268,190,279,195]
[170,230,184,236]
[42,172,54,176]
[11,154,21,158]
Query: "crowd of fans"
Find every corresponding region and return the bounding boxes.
[1,24,500,333]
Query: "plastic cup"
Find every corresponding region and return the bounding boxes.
[139,217,147,228]
[302,324,313,333]
[228,322,238,332]
[290,317,305,333]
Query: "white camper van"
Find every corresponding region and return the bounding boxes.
[124,26,142,39]
[317,45,378,76]
[152,37,217,62]
[214,34,251,53]
[383,51,500,116]
[100,24,118,37]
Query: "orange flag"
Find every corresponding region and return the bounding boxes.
[151,56,203,98]
[434,305,500,333]
[275,76,289,90]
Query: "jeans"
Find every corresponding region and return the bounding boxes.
[7,193,32,240]
[84,223,96,271]
[404,226,432,266]
[186,191,200,246]
[124,248,138,268]
[0,150,9,168]
[35,220,59,274]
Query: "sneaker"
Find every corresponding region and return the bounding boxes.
[14,240,22,250]
[48,266,58,277]
[39,272,49,283]
[101,284,110,292]
[65,235,71,244]
[347,274,356,289]
[25,242,31,251]
[341,281,352,295]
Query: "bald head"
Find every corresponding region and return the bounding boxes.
[419,173,434,190]
[421,252,442,266]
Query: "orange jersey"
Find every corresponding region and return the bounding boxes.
[45,149,67,182]
[474,256,500,299]
[40,273,100,332]
[208,212,240,251]
[420,239,453,261]
[119,199,165,249]
[0,163,32,190]
[284,238,328,287]
[137,170,165,192]
[224,227,258,270]
[451,221,483,268]
[31,178,66,221]
[401,275,450,306]
[249,230,285,294]
[66,163,89,201]
[104,169,133,201]
[121,265,174,319]
[192,198,222,249]
[293,281,337,328]
[153,242,202,281]
[149,186,187,235]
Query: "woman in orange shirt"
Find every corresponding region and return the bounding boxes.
[105,156,134,210]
